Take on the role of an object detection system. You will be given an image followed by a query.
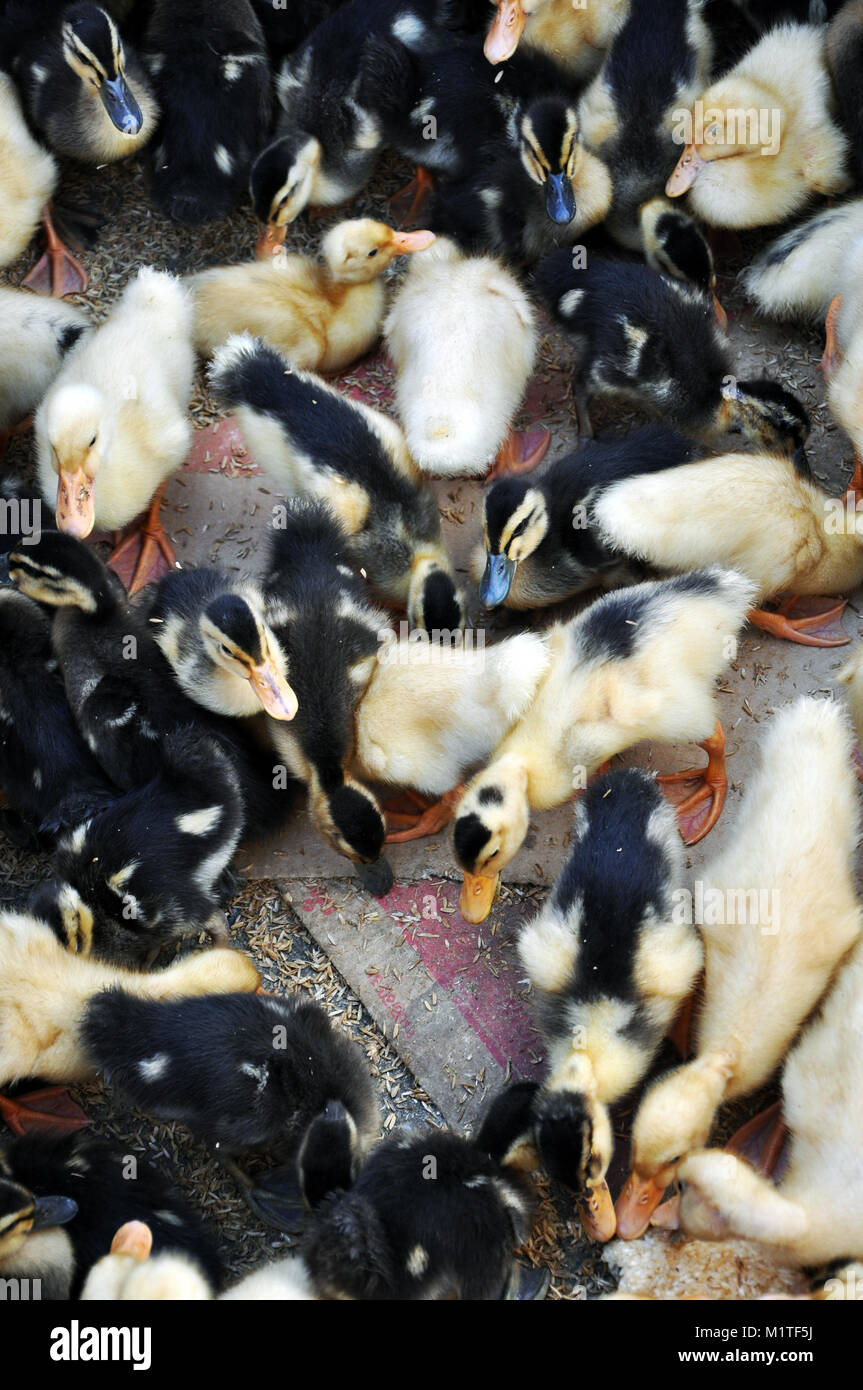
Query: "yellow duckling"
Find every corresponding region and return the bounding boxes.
[484,0,629,78]
[188,219,434,369]
[667,23,851,228]
[616,698,862,1240]
[0,74,64,290]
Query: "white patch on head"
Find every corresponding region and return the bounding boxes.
[139,1054,169,1081]
[30,63,48,82]
[559,289,585,317]
[406,1243,429,1278]
[214,144,234,176]
[391,13,426,44]
[176,805,223,837]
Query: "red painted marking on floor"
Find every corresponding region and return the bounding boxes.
[183,417,261,475]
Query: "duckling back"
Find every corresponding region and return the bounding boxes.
[0,73,56,267]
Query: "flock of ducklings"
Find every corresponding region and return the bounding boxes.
[3,0,863,1303]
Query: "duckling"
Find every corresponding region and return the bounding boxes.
[384,236,547,477]
[0,73,60,289]
[5,1,158,164]
[535,249,811,454]
[593,449,863,646]
[0,1158,78,1300]
[3,1131,223,1298]
[81,988,378,1222]
[822,237,863,463]
[666,23,850,229]
[515,769,702,1243]
[249,0,349,60]
[142,0,271,224]
[678,930,863,1267]
[577,0,713,248]
[302,1088,536,1299]
[639,197,726,324]
[452,566,754,922]
[210,333,464,631]
[741,200,863,322]
[0,907,258,1096]
[0,288,89,446]
[81,1223,214,1300]
[189,219,435,369]
[475,425,698,611]
[484,0,629,77]
[35,266,195,595]
[147,567,297,721]
[827,1,863,181]
[616,697,862,1240]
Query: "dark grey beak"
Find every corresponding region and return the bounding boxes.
[99,73,143,135]
[480,553,517,607]
[31,1194,78,1230]
[545,171,576,224]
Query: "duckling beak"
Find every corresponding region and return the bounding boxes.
[110,1220,153,1259]
[666,145,706,197]
[460,870,498,923]
[249,659,299,720]
[545,172,576,225]
[31,1194,78,1230]
[99,74,143,136]
[484,0,526,63]
[391,229,436,254]
[480,552,516,607]
[580,1180,617,1243]
[614,1170,668,1240]
[256,222,287,260]
[56,467,95,539]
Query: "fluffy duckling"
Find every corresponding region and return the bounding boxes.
[678,932,863,1267]
[593,448,863,646]
[0,289,89,444]
[827,0,863,181]
[81,1223,214,1300]
[0,907,258,1095]
[0,73,58,283]
[741,200,863,322]
[535,249,811,455]
[210,334,464,631]
[516,769,702,1242]
[35,266,195,595]
[639,197,725,321]
[189,219,434,368]
[142,0,271,224]
[5,1,158,164]
[822,236,863,462]
[616,697,862,1240]
[666,23,850,228]
[3,1132,222,1298]
[476,425,697,611]
[147,567,297,721]
[484,0,629,76]
[302,1089,537,1299]
[577,0,713,247]
[0,1156,78,1301]
[453,566,754,922]
[385,237,545,477]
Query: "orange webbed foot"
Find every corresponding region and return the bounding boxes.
[486,427,551,479]
[658,721,727,845]
[389,166,435,227]
[748,595,849,647]
[0,1086,89,1137]
[108,483,178,596]
[385,785,465,841]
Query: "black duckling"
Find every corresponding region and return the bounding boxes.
[0,587,118,849]
[142,0,272,225]
[477,425,698,610]
[248,0,348,60]
[2,1130,223,1298]
[827,1,863,182]
[30,726,246,966]
[638,197,726,324]
[302,1086,539,1300]
[147,566,297,722]
[513,769,702,1242]
[260,499,394,896]
[81,987,378,1225]
[3,0,158,164]
[210,333,464,633]
[535,248,810,456]
[0,1155,78,1300]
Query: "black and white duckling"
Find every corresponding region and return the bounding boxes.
[513,769,702,1242]
[0,73,60,292]
[535,249,811,456]
[81,987,378,1225]
[147,567,297,721]
[475,425,698,610]
[210,334,464,632]
[0,587,118,848]
[260,500,394,895]
[302,1087,539,1299]
[452,566,754,922]
[142,0,272,225]
[639,197,726,324]
[0,288,89,449]
[577,0,713,248]
[30,727,246,966]
[3,0,158,164]
[1,1131,223,1298]
[741,199,863,323]
[0,1153,78,1301]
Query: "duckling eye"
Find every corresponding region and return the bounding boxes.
[219,643,233,657]
[87,435,97,448]
[366,248,379,259]
[510,517,530,541]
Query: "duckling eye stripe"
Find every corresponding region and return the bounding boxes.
[64,33,109,83]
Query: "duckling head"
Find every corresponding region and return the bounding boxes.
[639,199,715,295]
[250,132,322,256]
[533,1086,617,1241]
[9,531,116,614]
[666,78,779,197]
[43,383,111,539]
[453,756,530,923]
[615,1051,735,1240]
[484,0,528,65]
[716,378,810,465]
[0,1173,78,1266]
[297,1100,362,1209]
[480,480,548,607]
[61,4,144,137]
[310,771,392,894]
[321,219,435,284]
[407,556,464,633]
[199,594,298,721]
[29,877,95,957]
[518,99,580,225]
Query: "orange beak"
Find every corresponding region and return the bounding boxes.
[484,0,526,63]
[56,466,95,538]
[615,1170,669,1240]
[256,222,287,260]
[460,870,498,923]
[249,657,298,720]
[580,1180,617,1243]
[713,292,728,331]
[390,229,436,254]
[110,1220,153,1260]
[666,145,706,197]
